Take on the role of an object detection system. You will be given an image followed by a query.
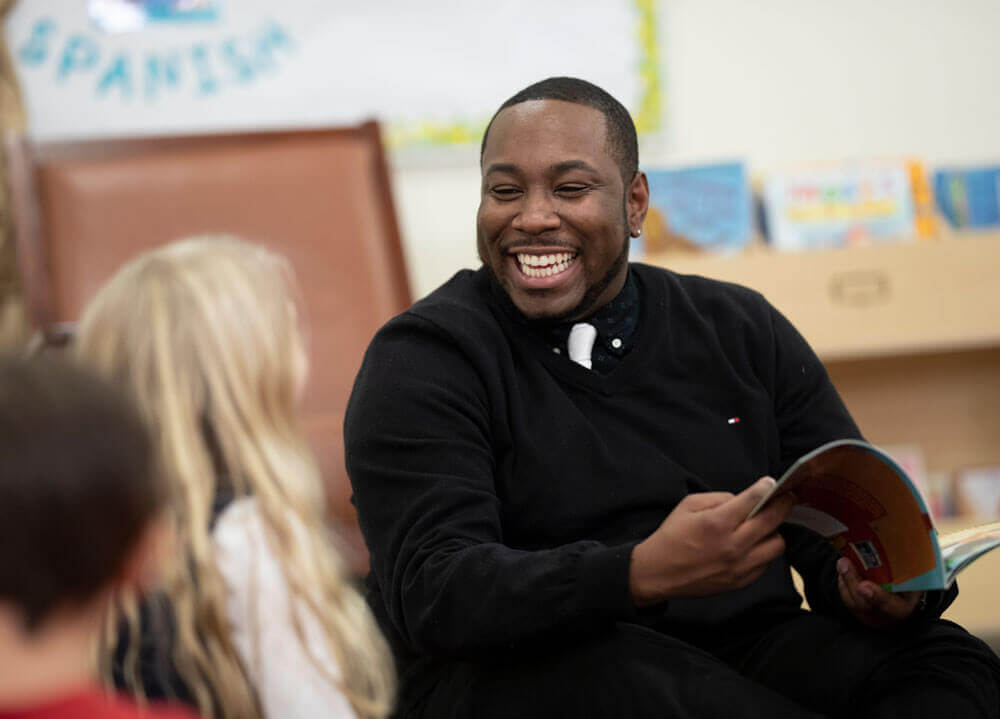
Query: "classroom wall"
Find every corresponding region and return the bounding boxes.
[6,1,1000,300]
[394,0,1000,298]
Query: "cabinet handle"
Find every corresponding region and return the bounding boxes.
[828,270,891,307]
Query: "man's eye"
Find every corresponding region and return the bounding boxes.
[556,184,589,196]
[490,187,522,199]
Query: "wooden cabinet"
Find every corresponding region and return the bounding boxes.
[646,235,1000,637]
[645,234,1000,361]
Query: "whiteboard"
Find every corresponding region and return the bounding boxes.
[5,0,661,144]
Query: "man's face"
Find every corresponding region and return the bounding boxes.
[477,100,648,321]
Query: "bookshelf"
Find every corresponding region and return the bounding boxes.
[645,233,1000,361]
[646,234,1000,638]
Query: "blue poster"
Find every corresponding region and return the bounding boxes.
[641,162,752,254]
[934,167,1000,229]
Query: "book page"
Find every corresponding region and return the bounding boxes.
[940,522,1000,583]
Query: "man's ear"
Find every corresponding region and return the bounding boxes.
[627,171,650,234]
[114,514,172,595]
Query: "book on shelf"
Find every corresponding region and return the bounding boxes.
[955,466,1000,521]
[933,166,1000,230]
[907,160,939,239]
[763,161,918,251]
[748,439,1000,592]
[636,161,752,257]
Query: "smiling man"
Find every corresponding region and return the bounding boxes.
[476,95,644,322]
[345,78,1000,719]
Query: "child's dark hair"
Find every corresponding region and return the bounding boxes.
[0,356,162,632]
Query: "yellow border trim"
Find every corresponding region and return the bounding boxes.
[632,0,662,135]
[388,0,662,148]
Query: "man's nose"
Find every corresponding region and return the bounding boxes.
[512,190,561,235]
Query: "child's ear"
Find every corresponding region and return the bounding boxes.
[115,514,173,594]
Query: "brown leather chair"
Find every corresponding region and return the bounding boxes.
[5,124,411,574]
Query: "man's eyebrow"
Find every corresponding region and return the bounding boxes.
[484,162,519,176]
[550,160,599,174]
[484,160,601,176]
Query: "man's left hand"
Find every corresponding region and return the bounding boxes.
[837,557,924,628]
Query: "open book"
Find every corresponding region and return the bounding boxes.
[748,439,1000,592]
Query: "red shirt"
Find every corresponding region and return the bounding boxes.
[0,687,198,719]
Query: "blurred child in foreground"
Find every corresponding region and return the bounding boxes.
[76,236,394,719]
[0,357,197,719]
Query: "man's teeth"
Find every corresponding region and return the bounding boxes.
[517,252,576,278]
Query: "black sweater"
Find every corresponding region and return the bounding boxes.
[345,264,931,702]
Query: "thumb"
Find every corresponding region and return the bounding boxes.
[720,476,779,523]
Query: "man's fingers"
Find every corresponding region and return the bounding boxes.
[838,573,867,614]
[737,533,787,574]
[844,563,897,613]
[682,491,736,512]
[728,533,789,588]
[732,491,795,548]
[837,557,872,610]
[865,586,921,619]
[718,476,779,523]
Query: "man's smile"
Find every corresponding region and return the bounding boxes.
[514,251,579,279]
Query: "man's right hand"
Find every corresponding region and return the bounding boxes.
[629,477,795,607]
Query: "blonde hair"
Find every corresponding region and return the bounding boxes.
[76,236,394,718]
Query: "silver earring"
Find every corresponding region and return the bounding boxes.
[633,228,642,237]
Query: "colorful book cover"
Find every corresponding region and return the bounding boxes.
[933,166,1000,229]
[763,162,917,251]
[637,161,752,256]
[749,439,1000,592]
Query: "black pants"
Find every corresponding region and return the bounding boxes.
[414,612,1000,719]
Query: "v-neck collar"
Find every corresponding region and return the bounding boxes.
[532,272,639,374]
[483,264,663,395]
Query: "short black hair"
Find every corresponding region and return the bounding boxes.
[480,76,639,182]
[0,356,161,632]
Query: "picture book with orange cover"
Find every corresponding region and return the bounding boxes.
[749,439,1000,592]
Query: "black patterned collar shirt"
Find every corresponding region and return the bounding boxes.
[493,267,641,375]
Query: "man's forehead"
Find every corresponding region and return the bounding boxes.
[482,99,611,163]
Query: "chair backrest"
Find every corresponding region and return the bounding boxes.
[5,124,411,574]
